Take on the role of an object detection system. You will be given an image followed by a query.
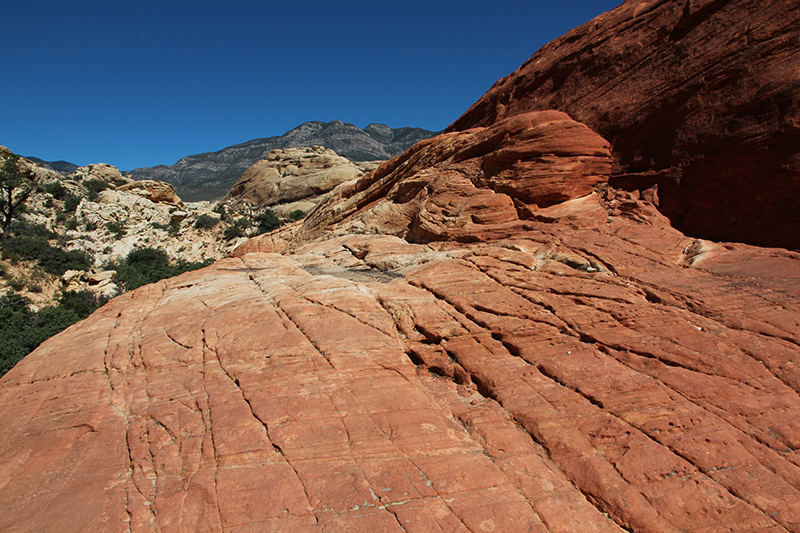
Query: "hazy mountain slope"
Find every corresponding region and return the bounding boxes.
[126,120,438,201]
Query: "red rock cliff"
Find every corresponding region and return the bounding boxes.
[449,0,800,249]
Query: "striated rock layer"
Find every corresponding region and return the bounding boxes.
[3,192,800,532]
[449,0,800,249]
[3,2,800,531]
[2,106,800,531]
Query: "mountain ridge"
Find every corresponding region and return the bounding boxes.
[125,120,439,202]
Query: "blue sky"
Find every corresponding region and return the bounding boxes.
[1,1,620,171]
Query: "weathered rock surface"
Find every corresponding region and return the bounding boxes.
[3,2,800,531]
[127,121,438,202]
[116,180,184,206]
[258,110,612,249]
[449,0,800,249]
[3,186,800,532]
[223,146,363,216]
[3,104,800,531]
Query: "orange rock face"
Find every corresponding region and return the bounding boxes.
[450,0,800,249]
[3,186,800,531]
[3,3,800,532]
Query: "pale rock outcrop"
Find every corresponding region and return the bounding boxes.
[71,163,131,185]
[61,269,120,300]
[70,188,232,267]
[116,180,184,206]
[223,146,363,214]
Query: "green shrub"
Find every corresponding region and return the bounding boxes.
[106,221,125,238]
[84,179,109,201]
[63,195,81,213]
[287,209,306,222]
[10,220,55,240]
[84,221,97,232]
[107,247,212,292]
[212,204,227,222]
[45,182,68,200]
[6,278,25,291]
[64,218,78,231]
[223,225,244,240]
[254,210,281,235]
[1,236,91,276]
[0,290,101,377]
[194,214,219,230]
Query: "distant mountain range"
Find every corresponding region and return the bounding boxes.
[126,120,439,202]
[25,157,79,174]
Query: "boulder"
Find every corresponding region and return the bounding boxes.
[72,163,128,185]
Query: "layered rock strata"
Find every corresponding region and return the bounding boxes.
[2,106,800,531]
[449,0,800,249]
[2,191,800,532]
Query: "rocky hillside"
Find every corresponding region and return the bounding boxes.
[126,121,438,202]
[2,1,800,531]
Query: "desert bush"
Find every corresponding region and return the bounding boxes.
[63,195,81,213]
[2,236,91,276]
[194,214,219,230]
[254,210,281,235]
[106,221,125,238]
[223,225,244,240]
[212,204,227,222]
[45,182,69,200]
[0,290,101,377]
[106,247,212,292]
[10,220,55,240]
[287,209,306,222]
[84,179,109,201]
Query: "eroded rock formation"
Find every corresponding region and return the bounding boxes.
[2,1,800,531]
[223,146,365,217]
[449,0,800,249]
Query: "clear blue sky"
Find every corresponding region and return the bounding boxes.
[1,0,620,171]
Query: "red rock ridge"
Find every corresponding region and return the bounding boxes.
[449,0,800,249]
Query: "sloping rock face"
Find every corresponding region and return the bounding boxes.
[223,146,364,216]
[3,103,800,533]
[449,0,800,249]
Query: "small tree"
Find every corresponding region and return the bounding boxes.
[0,155,36,241]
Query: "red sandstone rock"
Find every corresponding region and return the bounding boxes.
[3,2,800,531]
[449,0,800,249]
[3,185,800,531]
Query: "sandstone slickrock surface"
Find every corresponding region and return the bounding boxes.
[3,105,800,531]
[449,0,800,249]
[223,147,364,216]
[3,2,800,531]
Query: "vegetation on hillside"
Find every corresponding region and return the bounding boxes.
[0,148,309,378]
